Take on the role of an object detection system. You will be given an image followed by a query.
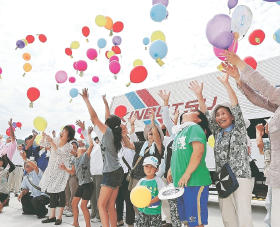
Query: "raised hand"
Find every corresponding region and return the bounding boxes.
[52,130,56,138]
[46,135,53,143]
[80,88,89,100]
[88,126,93,134]
[76,120,85,131]
[256,124,264,137]
[149,109,155,123]
[102,94,107,103]
[221,62,240,81]
[224,50,241,66]
[158,90,170,106]
[129,114,136,125]
[8,118,12,127]
[217,74,230,86]
[189,80,203,96]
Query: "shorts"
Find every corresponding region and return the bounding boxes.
[101,167,124,188]
[177,186,209,227]
[48,191,66,208]
[75,182,93,200]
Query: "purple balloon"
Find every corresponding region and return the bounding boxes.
[263,0,279,1]
[228,0,238,9]
[206,14,234,49]
[152,0,169,7]
[112,36,122,46]
[12,122,17,128]
[16,40,25,49]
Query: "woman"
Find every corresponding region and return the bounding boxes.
[40,125,75,225]
[224,50,280,227]
[189,77,253,227]
[80,88,124,227]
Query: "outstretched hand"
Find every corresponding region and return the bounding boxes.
[149,109,155,123]
[76,120,85,131]
[129,114,136,125]
[221,62,240,82]
[256,124,264,137]
[225,50,241,66]
[88,126,93,135]
[217,74,230,86]
[80,88,89,100]
[189,80,203,96]
[8,118,12,127]
[158,90,170,105]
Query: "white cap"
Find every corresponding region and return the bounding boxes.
[143,156,158,168]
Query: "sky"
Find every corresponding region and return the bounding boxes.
[0,0,279,140]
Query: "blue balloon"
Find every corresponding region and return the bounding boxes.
[150,4,167,22]
[274,28,280,43]
[149,40,168,59]
[277,1,280,5]
[70,88,79,98]
[143,37,150,45]
[97,38,107,49]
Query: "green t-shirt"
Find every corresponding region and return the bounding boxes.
[171,124,212,187]
[137,176,165,215]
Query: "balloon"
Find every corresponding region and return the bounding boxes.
[95,15,106,27]
[213,40,238,61]
[112,36,122,45]
[112,46,121,54]
[273,28,280,44]
[23,63,32,76]
[97,38,107,49]
[80,134,85,139]
[76,60,87,76]
[133,59,143,67]
[23,53,31,61]
[149,40,168,66]
[152,0,169,7]
[113,21,124,33]
[151,31,166,42]
[35,133,42,145]
[82,26,90,39]
[77,128,82,134]
[38,34,47,43]
[228,0,238,9]
[231,5,253,38]
[22,39,28,46]
[249,29,265,45]
[69,77,76,83]
[0,67,2,75]
[87,48,98,60]
[73,62,79,71]
[105,16,113,30]
[107,51,115,59]
[6,128,14,137]
[130,66,148,83]
[65,48,73,58]
[55,70,68,83]
[27,87,40,107]
[114,105,127,118]
[33,116,48,132]
[69,88,79,98]
[206,14,233,49]
[130,186,152,208]
[12,122,17,128]
[208,135,215,148]
[143,37,150,45]
[16,122,22,128]
[70,124,75,130]
[277,1,280,5]
[244,56,257,69]
[109,60,121,74]
[26,35,35,44]
[263,0,280,1]
[109,56,119,62]
[16,40,25,49]
[92,76,99,83]
[70,41,80,49]
[150,4,167,22]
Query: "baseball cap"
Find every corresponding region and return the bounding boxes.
[143,156,159,168]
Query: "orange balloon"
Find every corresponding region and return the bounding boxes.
[105,16,113,30]
[23,53,31,61]
[23,63,32,72]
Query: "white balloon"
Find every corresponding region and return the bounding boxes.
[231,5,253,38]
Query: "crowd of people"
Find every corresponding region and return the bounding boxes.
[0,51,279,227]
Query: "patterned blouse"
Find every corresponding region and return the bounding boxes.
[206,104,251,178]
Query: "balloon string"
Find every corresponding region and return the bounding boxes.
[86,38,89,42]
[22,73,26,77]
[56,84,59,90]
[29,102,33,108]
[70,99,72,103]
[156,58,164,66]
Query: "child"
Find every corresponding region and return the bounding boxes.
[136,156,165,227]
[60,126,94,227]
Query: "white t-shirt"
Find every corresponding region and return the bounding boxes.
[90,143,103,175]
[118,146,135,174]
[12,150,24,166]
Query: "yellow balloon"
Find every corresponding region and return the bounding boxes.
[23,53,31,61]
[95,15,106,27]
[105,16,113,30]
[130,186,152,208]
[133,59,143,67]
[33,116,48,132]
[35,134,42,145]
[23,63,32,72]
[208,135,215,148]
[70,41,80,49]
[151,31,166,42]
[107,51,115,59]
[217,63,224,72]
[22,39,28,46]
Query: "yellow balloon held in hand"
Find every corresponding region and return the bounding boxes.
[130,186,152,208]
[23,63,32,76]
[95,15,106,27]
[133,59,143,67]
[33,116,48,132]
[23,53,31,61]
[208,135,215,148]
[70,41,80,49]
[35,134,42,145]
[151,31,166,42]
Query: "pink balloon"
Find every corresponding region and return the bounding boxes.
[55,70,68,83]
[87,48,98,60]
[0,67,2,74]
[213,40,238,61]
[76,60,88,72]
[92,76,99,83]
[109,60,121,74]
[70,124,75,130]
[77,128,82,134]
[73,62,78,70]
[109,56,119,62]
[69,77,76,83]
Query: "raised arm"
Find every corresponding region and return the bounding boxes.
[121,125,135,150]
[189,81,207,113]
[102,95,110,120]
[2,155,15,173]
[25,131,38,150]
[150,110,162,154]
[46,135,57,151]
[129,114,136,135]
[8,119,15,142]
[217,74,238,106]
[173,108,180,126]
[80,88,107,134]
[86,126,94,157]
[256,124,265,155]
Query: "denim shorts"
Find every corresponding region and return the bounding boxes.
[101,167,124,188]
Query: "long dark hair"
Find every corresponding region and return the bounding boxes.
[105,115,122,151]
[63,125,75,142]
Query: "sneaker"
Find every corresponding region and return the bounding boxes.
[63,208,69,215]
[91,217,101,223]
[65,211,73,217]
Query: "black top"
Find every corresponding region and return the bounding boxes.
[164,140,174,178]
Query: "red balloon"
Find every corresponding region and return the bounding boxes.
[244,56,257,69]
[27,87,40,102]
[114,105,127,118]
[249,29,265,45]
[65,48,72,57]
[130,66,148,83]
[39,34,47,43]
[82,26,90,37]
[16,122,22,128]
[105,51,109,59]
[26,35,35,44]
[112,46,121,54]
[6,128,10,137]
[113,21,124,33]
[80,134,85,139]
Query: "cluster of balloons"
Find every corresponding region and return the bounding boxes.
[27,87,40,108]
[150,0,169,22]
[22,52,32,77]
[5,122,23,137]
[149,31,168,66]
[128,59,148,86]
[16,34,47,50]
[95,15,124,36]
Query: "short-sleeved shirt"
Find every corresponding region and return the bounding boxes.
[131,142,163,180]
[24,145,41,161]
[171,124,212,187]
[137,176,165,215]
[74,152,93,186]
[101,127,121,173]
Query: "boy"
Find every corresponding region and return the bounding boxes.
[136,156,165,227]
